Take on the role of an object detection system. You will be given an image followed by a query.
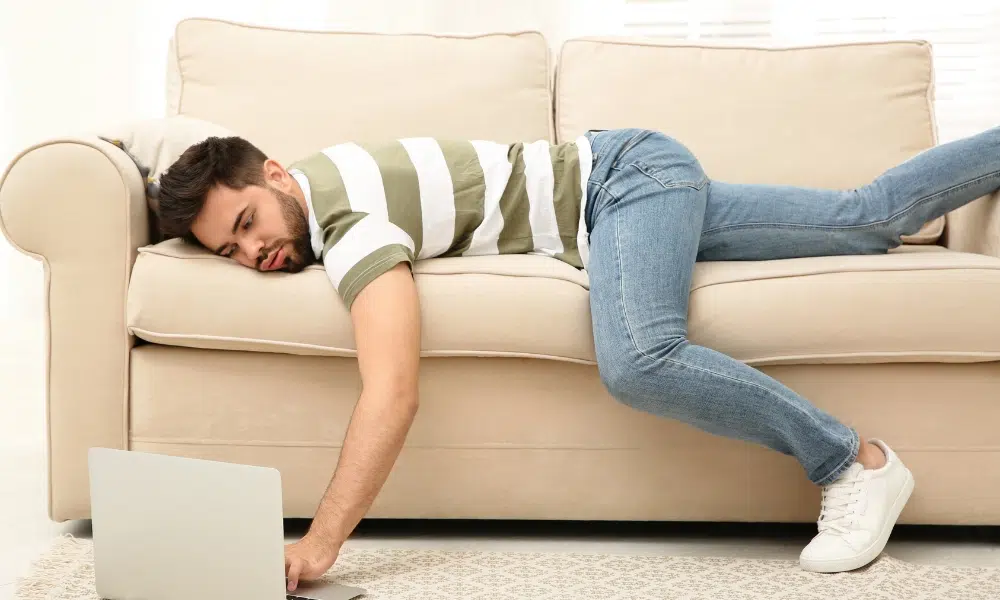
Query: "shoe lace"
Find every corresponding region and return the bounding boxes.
[817,475,866,535]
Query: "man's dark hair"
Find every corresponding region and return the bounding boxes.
[157,136,268,242]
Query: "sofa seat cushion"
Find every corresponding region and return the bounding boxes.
[127,240,595,363]
[689,245,1000,365]
[127,241,1000,365]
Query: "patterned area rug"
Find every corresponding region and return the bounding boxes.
[15,535,1000,600]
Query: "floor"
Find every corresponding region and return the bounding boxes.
[2,238,999,600]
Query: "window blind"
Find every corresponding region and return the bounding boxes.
[621,0,1000,142]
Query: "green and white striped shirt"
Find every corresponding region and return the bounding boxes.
[289,136,593,308]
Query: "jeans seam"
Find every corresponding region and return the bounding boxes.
[881,169,1000,224]
[815,429,861,486]
[701,169,1000,236]
[592,180,619,202]
[613,200,642,358]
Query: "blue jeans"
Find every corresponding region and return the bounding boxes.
[585,127,1000,485]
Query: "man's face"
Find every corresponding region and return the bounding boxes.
[190,161,313,273]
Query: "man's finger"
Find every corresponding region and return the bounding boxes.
[287,559,302,592]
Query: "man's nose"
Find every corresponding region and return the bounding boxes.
[240,238,265,265]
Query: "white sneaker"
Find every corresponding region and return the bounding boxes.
[799,439,914,573]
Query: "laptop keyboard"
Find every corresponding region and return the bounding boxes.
[287,595,312,600]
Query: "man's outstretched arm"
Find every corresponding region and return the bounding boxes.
[285,263,420,591]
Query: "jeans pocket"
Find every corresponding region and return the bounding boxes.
[613,130,655,167]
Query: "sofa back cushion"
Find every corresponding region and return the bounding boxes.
[556,39,942,243]
[169,19,554,163]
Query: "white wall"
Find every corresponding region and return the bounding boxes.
[326,0,622,47]
[0,0,142,161]
[329,0,565,39]
[0,242,43,448]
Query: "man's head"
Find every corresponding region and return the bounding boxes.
[157,137,313,273]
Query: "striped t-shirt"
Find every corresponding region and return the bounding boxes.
[288,136,593,308]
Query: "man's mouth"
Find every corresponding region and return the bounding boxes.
[263,246,286,271]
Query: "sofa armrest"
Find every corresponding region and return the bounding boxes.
[0,138,149,520]
[944,191,1000,258]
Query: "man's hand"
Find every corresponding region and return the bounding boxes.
[285,534,340,592]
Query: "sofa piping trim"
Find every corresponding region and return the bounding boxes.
[560,37,932,55]
[127,437,1000,452]
[690,263,1000,292]
[129,327,597,365]
[129,327,1000,366]
[136,246,592,288]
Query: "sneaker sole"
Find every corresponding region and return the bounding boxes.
[800,467,915,574]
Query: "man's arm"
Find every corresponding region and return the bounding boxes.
[285,263,420,591]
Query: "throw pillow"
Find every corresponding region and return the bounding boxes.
[100,115,235,241]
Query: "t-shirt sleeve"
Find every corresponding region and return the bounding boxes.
[321,213,416,310]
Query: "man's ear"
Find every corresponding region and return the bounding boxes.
[262,159,290,188]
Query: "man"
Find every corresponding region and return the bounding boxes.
[156,126,1000,590]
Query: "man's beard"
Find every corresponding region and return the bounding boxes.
[271,187,314,273]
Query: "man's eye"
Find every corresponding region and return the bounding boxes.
[244,214,254,229]
[224,247,235,258]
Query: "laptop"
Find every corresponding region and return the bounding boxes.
[88,448,366,600]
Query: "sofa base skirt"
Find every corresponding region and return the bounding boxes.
[117,345,1000,525]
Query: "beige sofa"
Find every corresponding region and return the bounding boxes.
[3,19,1000,525]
